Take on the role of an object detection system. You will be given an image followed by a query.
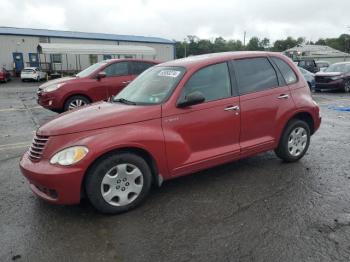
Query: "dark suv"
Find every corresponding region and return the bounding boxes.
[297,58,319,73]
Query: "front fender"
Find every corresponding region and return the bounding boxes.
[44,119,169,184]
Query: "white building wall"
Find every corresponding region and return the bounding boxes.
[0,35,40,70]
[0,34,174,73]
[118,41,174,61]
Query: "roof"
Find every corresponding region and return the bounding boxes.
[0,26,174,45]
[161,51,282,68]
[38,43,156,55]
[285,44,350,57]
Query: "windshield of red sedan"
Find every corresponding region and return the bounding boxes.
[113,66,186,105]
[76,61,108,78]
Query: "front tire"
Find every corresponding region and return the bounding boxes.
[275,119,310,162]
[85,153,153,214]
[64,95,90,111]
[343,80,350,93]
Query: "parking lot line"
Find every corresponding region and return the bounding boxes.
[0,142,31,151]
[0,106,42,112]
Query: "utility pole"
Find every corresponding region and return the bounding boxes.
[243,31,246,46]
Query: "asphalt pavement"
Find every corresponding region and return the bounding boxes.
[0,79,350,262]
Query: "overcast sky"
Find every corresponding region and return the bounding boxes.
[1,0,350,43]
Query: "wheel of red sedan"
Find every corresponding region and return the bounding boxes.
[275,119,310,162]
[64,95,90,111]
[85,153,152,214]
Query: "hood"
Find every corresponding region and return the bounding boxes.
[315,72,343,77]
[39,76,77,89]
[37,102,161,136]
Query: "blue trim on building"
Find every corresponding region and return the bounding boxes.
[0,27,175,45]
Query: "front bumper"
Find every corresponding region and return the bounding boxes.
[37,91,62,110]
[19,152,84,204]
[315,79,344,91]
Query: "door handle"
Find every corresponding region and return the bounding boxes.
[122,81,131,84]
[278,94,289,99]
[224,105,240,111]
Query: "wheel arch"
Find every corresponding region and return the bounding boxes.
[277,111,315,147]
[63,93,93,110]
[64,93,92,104]
[290,111,315,135]
[81,146,161,199]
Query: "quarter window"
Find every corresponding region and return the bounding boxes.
[104,62,129,77]
[234,57,278,94]
[180,62,231,103]
[272,57,297,84]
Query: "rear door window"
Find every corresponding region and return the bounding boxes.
[180,62,231,102]
[271,57,297,85]
[234,57,278,95]
[104,62,129,77]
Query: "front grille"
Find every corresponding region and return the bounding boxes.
[29,134,49,161]
[315,76,332,83]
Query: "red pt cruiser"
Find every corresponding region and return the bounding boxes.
[37,59,158,112]
[20,52,321,214]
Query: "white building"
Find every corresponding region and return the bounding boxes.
[284,44,350,64]
[0,26,175,74]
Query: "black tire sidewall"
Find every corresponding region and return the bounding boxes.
[64,95,90,111]
[85,153,153,214]
[275,119,311,162]
[344,80,350,93]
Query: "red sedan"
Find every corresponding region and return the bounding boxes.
[0,67,11,83]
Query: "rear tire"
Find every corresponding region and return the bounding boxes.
[85,153,153,214]
[64,95,90,111]
[275,119,310,162]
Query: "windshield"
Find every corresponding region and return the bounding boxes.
[325,63,350,73]
[113,66,186,105]
[76,61,108,77]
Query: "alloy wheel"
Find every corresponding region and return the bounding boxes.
[68,99,87,110]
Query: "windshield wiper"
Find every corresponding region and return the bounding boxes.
[114,98,137,105]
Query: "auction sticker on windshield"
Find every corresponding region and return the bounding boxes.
[158,70,181,78]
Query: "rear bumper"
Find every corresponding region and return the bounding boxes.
[21,75,37,80]
[314,115,322,133]
[19,152,84,204]
[315,80,344,91]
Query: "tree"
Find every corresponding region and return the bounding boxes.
[246,37,262,51]
[260,38,270,50]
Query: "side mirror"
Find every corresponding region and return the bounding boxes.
[177,91,205,108]
[96,71,107,80]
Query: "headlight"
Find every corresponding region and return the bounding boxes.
[331,75,342,81]
[50,146,88,166]
[44,83,65,92]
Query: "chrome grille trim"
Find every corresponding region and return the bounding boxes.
[28,134,49,161]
